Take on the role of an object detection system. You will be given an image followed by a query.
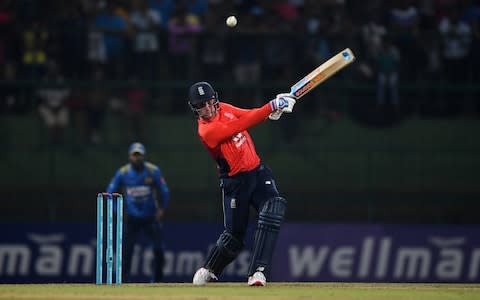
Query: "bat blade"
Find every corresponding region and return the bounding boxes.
[290,48,355,99]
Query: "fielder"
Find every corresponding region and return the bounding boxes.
[107,142,170,282]
[189,82,296,286]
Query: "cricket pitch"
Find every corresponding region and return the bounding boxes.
[1,282,480,300]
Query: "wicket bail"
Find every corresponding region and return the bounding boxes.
[96,192,123,285]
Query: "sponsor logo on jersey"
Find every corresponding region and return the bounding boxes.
[126,186,151,197]
[224,112,235,119]
[232,132,246,148]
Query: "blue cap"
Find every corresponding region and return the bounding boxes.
[128,142,145,155]
[189,81,217,106]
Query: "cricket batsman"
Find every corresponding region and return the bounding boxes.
[189,81,296,286]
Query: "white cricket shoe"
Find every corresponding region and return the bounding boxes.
[247,271,266,286]
[193,267,217,286]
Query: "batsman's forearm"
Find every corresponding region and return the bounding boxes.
[202,104,271,147]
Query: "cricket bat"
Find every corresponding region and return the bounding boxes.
[290,48,356,99]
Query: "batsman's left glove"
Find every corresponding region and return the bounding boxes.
[269,93,296,120]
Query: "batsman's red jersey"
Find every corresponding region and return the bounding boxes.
[197,102,272,177]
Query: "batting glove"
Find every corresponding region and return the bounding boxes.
[270,93,296,113]
[268,110,283,121]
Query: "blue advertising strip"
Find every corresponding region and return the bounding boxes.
[0,223,480,283]
[273,224,480,283]
[0,222,226,283]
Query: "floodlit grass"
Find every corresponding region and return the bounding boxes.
[0,283,479,300]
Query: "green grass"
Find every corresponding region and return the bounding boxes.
[0,283,479,300]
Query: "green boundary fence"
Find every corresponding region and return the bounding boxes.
[1,82,480,223]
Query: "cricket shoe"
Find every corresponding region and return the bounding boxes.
[193,267,217,286]
[247,271,266,286]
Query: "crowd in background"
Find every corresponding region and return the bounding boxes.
[1,0,479,144]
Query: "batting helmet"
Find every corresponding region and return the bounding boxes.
[188,82,219,116]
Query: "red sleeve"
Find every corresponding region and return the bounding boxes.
[200,103,272,148]
[221,102,251,117]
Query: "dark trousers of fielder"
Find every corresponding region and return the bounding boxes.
[123,216,165,282]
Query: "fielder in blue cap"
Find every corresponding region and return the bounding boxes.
[128,142,146,155]
[107,142,170,282]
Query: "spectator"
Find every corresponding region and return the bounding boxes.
[148,0,174,28]
[462,0,480,80]
[186,0,208,17]
[361,14,387,62]
[87,68,109,144]
[199,9,227,81]
[462,0,480,114]
[270,0,299,22]
[86,15,107,73]
[0,62,29,114]
[302,5,332,116]
[20,19,49,79]
[167,4,202,112]
[92,1,130,79]
[376,37,401,111]
[130,0,162,80]
[387,0,424,81]
[261,14,295,82]
[56,2,87,79]
[325,0,355,50]
[0,0,15,64]
[438,5,472,114]
[439,6,472,82]
[230,11,262,106]
[388,0,420,37]
[37,61,71,144]
[167,4,202,77]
